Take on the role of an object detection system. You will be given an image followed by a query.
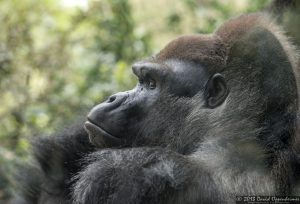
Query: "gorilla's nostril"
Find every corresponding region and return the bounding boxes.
[108,95,116,103]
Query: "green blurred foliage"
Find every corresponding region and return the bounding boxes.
[0,0,277,202]
[279,1,300,46]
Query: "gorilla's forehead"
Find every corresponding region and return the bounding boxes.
[165,59,208,79]
[133,59,208,82]
[164,59,209,92]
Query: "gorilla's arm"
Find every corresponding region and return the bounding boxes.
[32,124,94,177]
[72,147,222,204]
[13,124,96,204]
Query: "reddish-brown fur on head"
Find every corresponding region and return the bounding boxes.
[215,13,262,45]
[156,35,227,73]
[156,13,298,76]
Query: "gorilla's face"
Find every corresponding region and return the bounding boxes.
[85,58,229,148]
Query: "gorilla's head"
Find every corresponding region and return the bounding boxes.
[85,13,299,156]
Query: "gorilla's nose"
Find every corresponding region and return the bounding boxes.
[107,94,117,103]
[87,92,128,125]
[106,92,128,106]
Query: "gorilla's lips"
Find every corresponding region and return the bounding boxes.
[84,120,122,147]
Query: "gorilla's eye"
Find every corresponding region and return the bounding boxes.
[147,79,156,89]
[139,77,156,89]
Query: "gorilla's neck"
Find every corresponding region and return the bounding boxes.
[188,86,299,195]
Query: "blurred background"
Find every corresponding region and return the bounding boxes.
[0,0,299,202]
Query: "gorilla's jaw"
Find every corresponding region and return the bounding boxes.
[84,121,123,147]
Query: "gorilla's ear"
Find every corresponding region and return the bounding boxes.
[204,73,229,108]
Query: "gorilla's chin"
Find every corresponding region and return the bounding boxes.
[84,121,122,147]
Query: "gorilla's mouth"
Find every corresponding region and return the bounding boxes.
[84,120,121,147]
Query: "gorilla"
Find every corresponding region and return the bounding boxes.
[13,13,300,204]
